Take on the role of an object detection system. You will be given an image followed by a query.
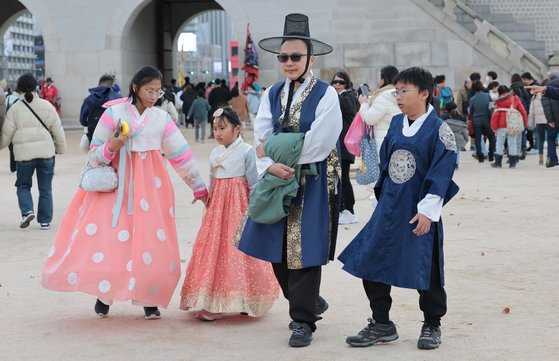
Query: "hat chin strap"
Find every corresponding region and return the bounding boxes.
[281,47,311,128]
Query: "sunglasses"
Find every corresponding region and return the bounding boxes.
[331,80,346,85]
[277,53,307,63]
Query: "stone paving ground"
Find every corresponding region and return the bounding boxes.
[1,128,558,361]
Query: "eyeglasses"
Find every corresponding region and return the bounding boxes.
[391,88,420,97]
[142,88,165,98]
[331,80,346,85]
[277,53,307,63]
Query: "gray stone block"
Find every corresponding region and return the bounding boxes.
[395,42,430,66]
[430,42,449,66]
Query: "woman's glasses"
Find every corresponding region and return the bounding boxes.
[331,80,346,85]
[142,88,165,98]
[277,53,307,63]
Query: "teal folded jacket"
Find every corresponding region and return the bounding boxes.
[249,133,317,224]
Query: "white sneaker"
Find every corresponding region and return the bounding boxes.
[339,210,358,225]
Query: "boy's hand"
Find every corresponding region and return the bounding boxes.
[267,163,295,180]
[410,213,431,236]
[525,85,545,95]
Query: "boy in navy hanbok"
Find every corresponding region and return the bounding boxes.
[339,67,459,350]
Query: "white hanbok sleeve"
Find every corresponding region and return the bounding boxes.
[417,194,444,221]
[253,88,275,178]
[297,86,342,164]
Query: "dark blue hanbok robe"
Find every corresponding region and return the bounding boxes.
[338,109,459,290]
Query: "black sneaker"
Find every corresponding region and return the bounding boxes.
[289,296,329,330]
[20,212,35,229]
[289,322,313,347]
[144,307,161,320]
[316,296,329,315]
[417,323,442,350]
[346,318,399,347]
[94,299,110,317]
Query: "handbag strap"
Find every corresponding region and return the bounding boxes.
[21,100,49,132]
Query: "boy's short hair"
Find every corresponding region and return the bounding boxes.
[469,72,481,82]
[434,75,446,84]
[487,81,499,90]
[487,71,498,80]
[393,67,434,106]
[521,72,533,81]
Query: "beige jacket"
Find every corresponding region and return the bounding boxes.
[359,85,401,149]
[1,94,66,161]
[528,93,547,129]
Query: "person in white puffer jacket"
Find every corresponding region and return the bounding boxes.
[358,65,401,157]
[1,73,66,230]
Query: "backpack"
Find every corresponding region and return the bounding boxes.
[495,97,524,136]
[86,98,107,142]
[437,86,453,111]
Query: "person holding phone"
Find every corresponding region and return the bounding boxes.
[42,66,209,320]
[331,71,359,225]
[358,65,401,158]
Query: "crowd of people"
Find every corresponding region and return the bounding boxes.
[1,11,558,354]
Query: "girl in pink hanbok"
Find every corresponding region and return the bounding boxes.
[42,67,208,319]
[180,107,279,321]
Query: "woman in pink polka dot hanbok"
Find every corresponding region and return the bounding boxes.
[42,67,208,319]
[180,107,279,321]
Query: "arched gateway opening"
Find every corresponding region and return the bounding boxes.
[0,1,45,92]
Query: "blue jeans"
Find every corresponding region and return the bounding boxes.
[548,125,559,163]
[15,157,55,223]
[495,129,519,156]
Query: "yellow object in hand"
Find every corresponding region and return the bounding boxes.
[121,121,130,136]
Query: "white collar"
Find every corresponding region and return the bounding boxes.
[402,104,434,137]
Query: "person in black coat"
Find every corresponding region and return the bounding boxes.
[532,75,559,167]
[511,73,532,157]
[331,71,359,224]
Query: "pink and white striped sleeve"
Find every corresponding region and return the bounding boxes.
[161,115,208,198]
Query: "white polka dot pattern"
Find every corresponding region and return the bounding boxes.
[92,252,104,264]
[48,246,55,258]
[85,223,97,236]
[154,177,162,189]
[67,272,78,286]
[98,280,111,293]
[126,260,133,272]
[143,252,153,265]
[140,199,149,211]
[118,230,130,243]
[156,229,166,242]
[128,278,136,291]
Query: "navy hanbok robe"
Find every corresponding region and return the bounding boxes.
[338,110,459,290]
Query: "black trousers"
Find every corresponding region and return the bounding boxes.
[362,230,447,327]
[340,159,355,214]
[272,263,321,331]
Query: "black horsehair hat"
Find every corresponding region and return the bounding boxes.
[258,13,333,55]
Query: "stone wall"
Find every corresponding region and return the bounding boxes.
[467,0,559,57]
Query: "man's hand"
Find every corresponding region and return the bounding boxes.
[525,85,545,95]
[256,137,267,158]
[409,213,432,236]
[267,163,295,180]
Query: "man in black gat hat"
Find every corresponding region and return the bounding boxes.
[237,13,342,347]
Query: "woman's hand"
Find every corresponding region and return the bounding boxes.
[358,94,368,105]
[107,129,130,153]
[267,163,295,180]
[409,213,432,236]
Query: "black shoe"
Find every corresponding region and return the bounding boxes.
[289,322,313,347]
[546,160,559,168]
[19,212,35,229]
[346,319,399,347]
[491,154,503,168]
[289,296,329,330]
[417,323,442,350]
[144,307,161,319]
[94,299,110,317]
[316,296,329,315]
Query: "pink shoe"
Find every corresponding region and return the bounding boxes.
[195,310,223,321]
